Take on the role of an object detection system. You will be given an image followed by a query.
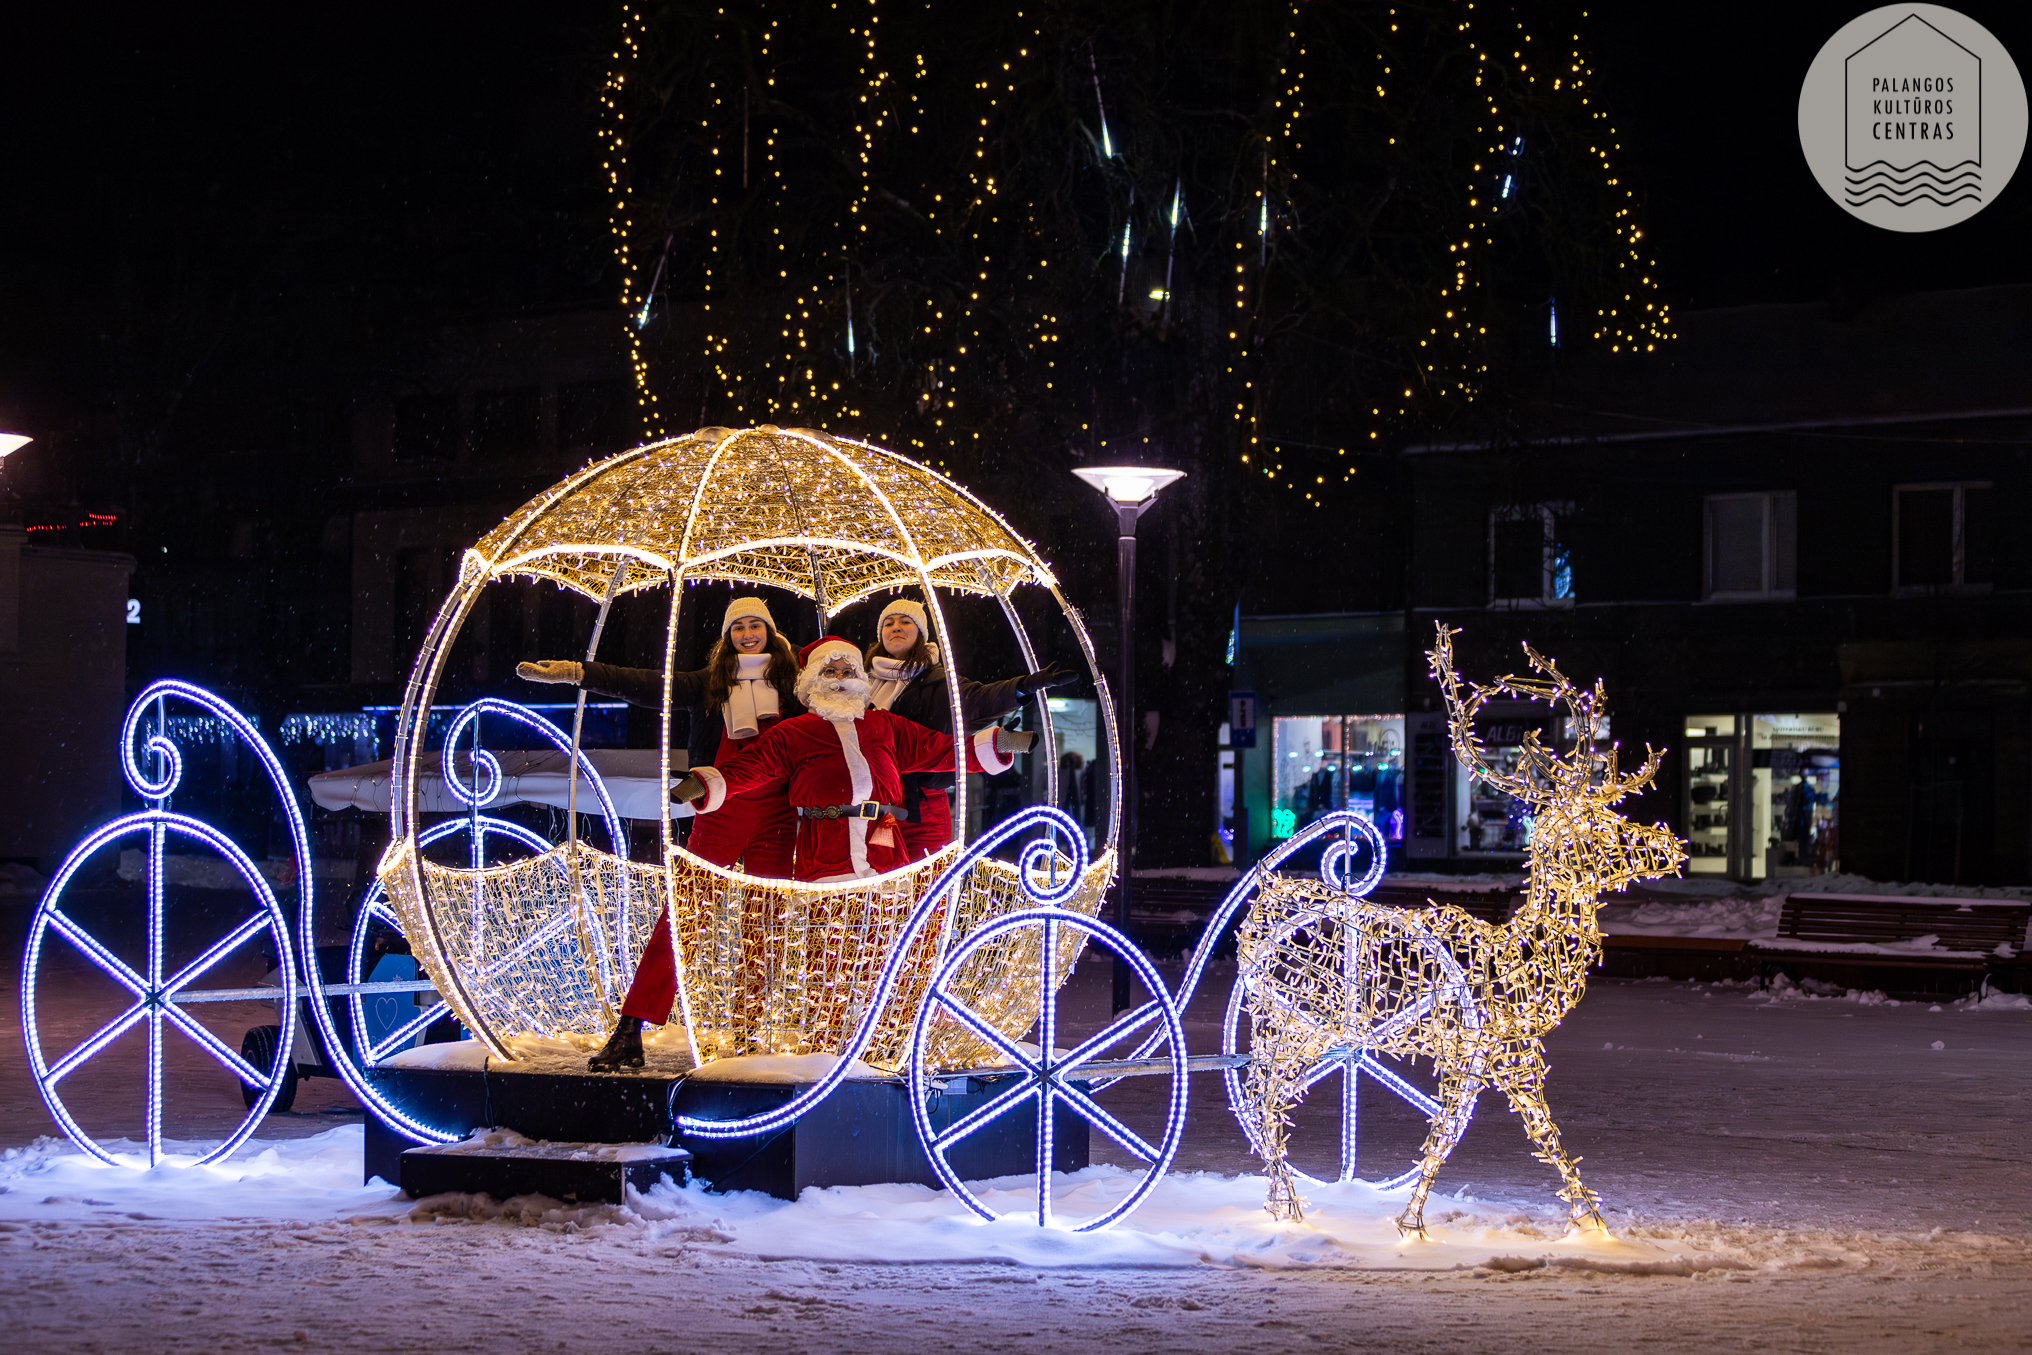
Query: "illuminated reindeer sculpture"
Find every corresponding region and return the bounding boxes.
[1238,624,1687,1232]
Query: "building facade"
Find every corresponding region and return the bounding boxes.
[1225,286,2028,886]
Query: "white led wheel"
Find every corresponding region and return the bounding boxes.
[22,817,297,1168]
[906,908,1187,1231]
[1223,903,1484,1190]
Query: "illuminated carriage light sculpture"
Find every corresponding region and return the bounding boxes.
[376,426,1126,1094]
[1225,628,1688,1232]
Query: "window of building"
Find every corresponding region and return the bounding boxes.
[1045,696,1100,851]
[1684,712,1839,879]
[559,379,635,450]
[1490,504,1575,607]
[1895,483,1993,591]
[1268,715,1405,841]
[473,386,541,459]
[393,547,457,668]
[392,392,457,462]
[1704,491,1796,600]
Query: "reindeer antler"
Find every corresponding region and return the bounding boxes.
[1429,624,1671,810]
[1428,624,1547,801]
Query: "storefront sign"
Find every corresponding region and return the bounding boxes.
[1228,690,1258,748]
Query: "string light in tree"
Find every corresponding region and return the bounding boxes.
[600,6,663,437]
[1565,16,1670,351]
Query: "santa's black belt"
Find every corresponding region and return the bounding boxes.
[797,801,909,821]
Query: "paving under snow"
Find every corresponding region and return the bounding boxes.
[7,891,2032,1351]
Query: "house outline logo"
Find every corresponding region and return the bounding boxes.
[1800,5,2026,232]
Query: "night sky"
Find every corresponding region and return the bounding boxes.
[3,1,2030,457]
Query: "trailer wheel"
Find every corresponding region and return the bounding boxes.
[238,1026,298,1113]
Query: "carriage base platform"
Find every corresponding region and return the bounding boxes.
[364,1064,1087,1201]
[399,1139,694,1205]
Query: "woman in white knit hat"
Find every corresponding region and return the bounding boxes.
[862,596,1073,860]
[519,594,803,1070]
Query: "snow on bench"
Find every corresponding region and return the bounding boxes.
[1753,893,2029,964]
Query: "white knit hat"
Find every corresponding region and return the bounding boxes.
[722,596,775,636]
[877,597,929,638]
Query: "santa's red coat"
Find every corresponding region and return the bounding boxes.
[694,710,1010,881]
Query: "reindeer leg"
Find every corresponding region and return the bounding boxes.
[1499,1039,1606,1232]
[1245,1028,1308,1222]
[1395,1057,1481,1237]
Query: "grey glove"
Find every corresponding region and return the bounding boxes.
[993,728,1038,755]
[670,772,707,806]
[517,659,583,685]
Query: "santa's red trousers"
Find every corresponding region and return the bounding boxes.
[618,791,796,1023]
[900,787,956,861]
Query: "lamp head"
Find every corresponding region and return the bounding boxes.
[1072,465,1185,505]
[0,434,30,460]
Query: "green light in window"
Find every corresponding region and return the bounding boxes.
[1271,808,1297,838]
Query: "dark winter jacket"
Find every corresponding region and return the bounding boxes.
[578,660,804,770]
[882,666,1026,816]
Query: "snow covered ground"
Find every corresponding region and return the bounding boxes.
[6,898,2032,1351]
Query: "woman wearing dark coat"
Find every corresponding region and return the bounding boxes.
[863,598,1072,860]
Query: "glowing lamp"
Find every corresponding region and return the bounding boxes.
[1072,466,1184,505]
[0,433,30,459]
[1073,463,1183,1011]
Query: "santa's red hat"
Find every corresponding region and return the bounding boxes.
[797,635,863,673]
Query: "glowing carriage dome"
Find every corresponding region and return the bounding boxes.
[378,425,1120,1067]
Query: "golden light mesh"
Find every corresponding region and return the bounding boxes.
[1235,625,1688,1232]
[467,426,1048,608]
[673,846,1110,1071]
[380,840,1113,1072]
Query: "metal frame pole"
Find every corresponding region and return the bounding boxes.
[1113,503,1140,1013]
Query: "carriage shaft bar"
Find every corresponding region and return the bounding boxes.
[941,1052,1248,1081]
[171,980,442,1003]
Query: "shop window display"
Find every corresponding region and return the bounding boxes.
[1269,715,1405,841]
[1451,713,1558,857]
[1684,713,1839,879]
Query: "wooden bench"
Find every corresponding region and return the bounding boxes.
[1751,892,2029,995]
[1121,875,1517,957]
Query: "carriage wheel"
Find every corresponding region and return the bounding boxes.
[314,814,557,1147]
[1222,904,1485,1191]
[906,908,1187,1231]
[21,815,297,1167]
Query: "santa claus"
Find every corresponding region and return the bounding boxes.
[683,635,1037,881]
[585,635,1036,1070]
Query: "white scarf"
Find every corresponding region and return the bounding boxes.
[722,652,781,740]
[868,643,939,711]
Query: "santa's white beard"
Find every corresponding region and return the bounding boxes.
[798,671,872,723]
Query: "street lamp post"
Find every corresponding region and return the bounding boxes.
[1073,465,1185,1012]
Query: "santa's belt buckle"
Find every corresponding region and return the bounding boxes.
[802,802,881,820]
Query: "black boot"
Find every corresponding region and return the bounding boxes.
[588,1016,645,1073]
